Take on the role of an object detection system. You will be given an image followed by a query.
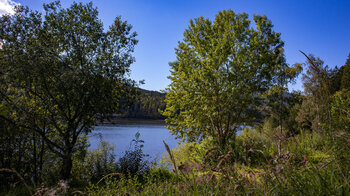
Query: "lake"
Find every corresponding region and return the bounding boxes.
[88,121,179,160]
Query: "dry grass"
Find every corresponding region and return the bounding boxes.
[97,173,124,185]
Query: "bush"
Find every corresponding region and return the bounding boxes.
[331,90,350,132]
[160,138,213,168]
[117,132,150,178]
[85,138,116,183]
[69,132,151,186]
[234,128,274,166]
[65,135,117,185]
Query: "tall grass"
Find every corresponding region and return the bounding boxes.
[85,129,350,195]
[4,129,349,195]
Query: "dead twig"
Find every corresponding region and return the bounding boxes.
[71,190,86,195]
[0,168,32,195]
[97,173,124,185]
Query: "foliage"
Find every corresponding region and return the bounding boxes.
[85,121,350,195]
[71,132,151,185]
[163,10,300,150]
[234,128,273,165]
[161,138,213,167]
[296,54,333,133]
[86,130,350,195]
[263,90,304,136]
[0,1,137,180]
[83,14,350,196]
[341,54,350,91]
[1,2,350,195]
[0,123,35,189]
[70,137,116,184]
[86,166,176,196]
[0,185,33,196]
[121,88,166,119]
[331,90,350,133]
[296,53,349,135]
[117,132,150,177]
[329,65,344,94]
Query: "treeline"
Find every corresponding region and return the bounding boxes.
[295,53,350,133]
[263,53,350,137]
[120,88,166,119]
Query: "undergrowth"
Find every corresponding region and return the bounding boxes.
[84,129,350,195]
[2,129,350,195]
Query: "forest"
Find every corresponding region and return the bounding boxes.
[1,1,350,195]
[120,88,166,120]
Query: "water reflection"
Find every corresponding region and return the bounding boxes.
[89,123,179,160]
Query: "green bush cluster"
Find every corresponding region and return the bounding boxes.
[67,132,151,187]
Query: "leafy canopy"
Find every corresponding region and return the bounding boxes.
[341,54,350,91]
[163,10,300,148]
[0,1,137,179]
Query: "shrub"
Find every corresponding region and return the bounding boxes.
[160,138,213,168]
[234,128,274,166]
[117,132,150,178]
[85,138,116,183]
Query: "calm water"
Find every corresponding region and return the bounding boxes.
[88,123,179,160]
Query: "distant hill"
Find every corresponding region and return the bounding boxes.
[120,88,166,119]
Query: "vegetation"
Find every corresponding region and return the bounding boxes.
[121,88,166,119]
[162,10,301,150]
[0,1,137,182]
[0,2,350,195]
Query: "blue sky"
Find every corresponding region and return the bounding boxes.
[3,0,350,91]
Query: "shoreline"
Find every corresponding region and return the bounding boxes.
[96,118,166,126]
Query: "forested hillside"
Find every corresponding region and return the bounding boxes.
[120,88,166,119]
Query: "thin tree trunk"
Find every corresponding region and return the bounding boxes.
[32,131,38,183]
[279,89,283,156]
[39,136,45,182]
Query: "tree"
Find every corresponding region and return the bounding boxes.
[341,54,350,91]
[331,90,350,133]
[264,90,303,136]
[119,88,166,119]
[162,10,300,150]
[297,53,333,133]
[0,1,137,180]
[331,54,350,134]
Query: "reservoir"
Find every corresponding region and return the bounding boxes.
[88,121,179,160]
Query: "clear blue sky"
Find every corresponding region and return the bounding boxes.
[5,0,350,91]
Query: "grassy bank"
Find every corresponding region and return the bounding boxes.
[4,128,348,195]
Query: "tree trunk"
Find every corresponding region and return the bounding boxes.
[60,153,73,181]
[218,135,227,152]
[39,137,45,182]
[32,132,38,184]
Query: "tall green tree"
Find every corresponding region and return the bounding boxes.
[297,53,333,133]
[341,54,350,91]
[0,1,137,180]
[330,54,350,134]
[162,10,300,150]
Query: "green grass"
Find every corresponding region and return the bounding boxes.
[2,129,350,195]
[83,130,350,195]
